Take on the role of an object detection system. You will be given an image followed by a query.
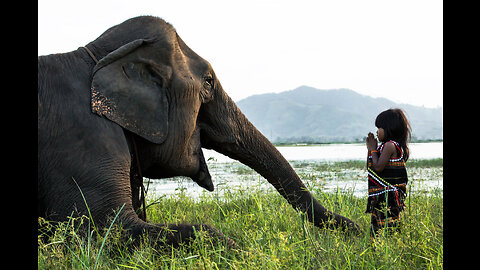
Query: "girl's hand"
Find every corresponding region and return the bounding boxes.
[366,132,378,151]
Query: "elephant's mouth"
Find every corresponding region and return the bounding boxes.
[137,125,215,192]
[188,126,214,191]
[190,149,214,191]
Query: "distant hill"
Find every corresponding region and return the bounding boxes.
[236,86,443,143]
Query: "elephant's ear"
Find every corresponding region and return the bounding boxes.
[91,39,168,144]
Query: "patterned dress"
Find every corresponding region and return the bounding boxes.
[366,140,408,234]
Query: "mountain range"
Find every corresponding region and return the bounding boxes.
[236,86,442,143]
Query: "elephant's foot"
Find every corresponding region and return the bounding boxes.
[129,222,237,249]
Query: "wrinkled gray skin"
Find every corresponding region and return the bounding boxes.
[38,16,360,247]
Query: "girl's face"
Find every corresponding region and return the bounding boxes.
[376,128,385,142]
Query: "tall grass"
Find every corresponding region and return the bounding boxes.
[38,163,443,269]
[296,158,443,171]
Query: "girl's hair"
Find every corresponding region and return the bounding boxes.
[375,108,411,161]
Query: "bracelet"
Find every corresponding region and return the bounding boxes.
[370,150,378,154]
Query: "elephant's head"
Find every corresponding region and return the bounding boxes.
[88,16,359,232]
[90,18,217,191]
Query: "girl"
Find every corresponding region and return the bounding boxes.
[365,108,411,235]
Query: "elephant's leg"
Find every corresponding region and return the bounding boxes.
[73,176,235,248]
[129,167,146,221]
[89,167,236,248]
[121,214,237,248]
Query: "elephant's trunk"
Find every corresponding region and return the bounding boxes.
[199,88,361,233]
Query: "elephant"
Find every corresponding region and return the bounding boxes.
[38,16,360,248]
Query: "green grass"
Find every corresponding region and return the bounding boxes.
[291,158,443,171]
[38,162,443,269]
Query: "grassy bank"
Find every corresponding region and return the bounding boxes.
[38,163,443,269]
[291,158,443,171]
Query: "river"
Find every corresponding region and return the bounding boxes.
[144,142,443,199]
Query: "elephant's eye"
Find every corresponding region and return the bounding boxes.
[201,75,214,103]
[204,76,214,89]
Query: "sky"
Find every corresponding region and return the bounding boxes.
[38,0,443,108]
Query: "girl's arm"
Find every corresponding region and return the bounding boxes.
[369,141,396,172]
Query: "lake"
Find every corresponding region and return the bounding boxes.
[144,142,443,199]
[202,142,443,163]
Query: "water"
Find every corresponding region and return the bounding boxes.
[144,142,443,199]
[202,142,443,163]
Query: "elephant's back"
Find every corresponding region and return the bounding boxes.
[38,50,96,154]
[38,52,87,94]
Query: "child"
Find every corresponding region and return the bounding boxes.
[365,108,411,235]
